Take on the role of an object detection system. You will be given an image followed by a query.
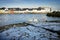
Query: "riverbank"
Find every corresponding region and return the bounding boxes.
[47,11,60,17]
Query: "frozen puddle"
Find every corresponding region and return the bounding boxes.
[0,25,60,40]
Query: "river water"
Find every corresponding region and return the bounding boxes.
[0,14,60,26]
[0,14,60,40]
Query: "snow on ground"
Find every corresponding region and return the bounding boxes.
[0,24,60,40]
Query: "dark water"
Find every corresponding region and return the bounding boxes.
[0,14,60,26]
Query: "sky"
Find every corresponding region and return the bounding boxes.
[0,0,60,10]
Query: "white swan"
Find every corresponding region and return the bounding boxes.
[29,18,38,23]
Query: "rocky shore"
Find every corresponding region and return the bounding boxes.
[47,11,60,17]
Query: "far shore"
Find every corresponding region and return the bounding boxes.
[0,12,49,14]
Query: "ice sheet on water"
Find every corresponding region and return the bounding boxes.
[0,25,59,40]
[30,22,60,31]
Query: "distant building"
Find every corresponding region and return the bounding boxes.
[0,7,51,13]
[0,7,6,13]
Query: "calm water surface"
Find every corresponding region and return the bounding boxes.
[0,14,60,26]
